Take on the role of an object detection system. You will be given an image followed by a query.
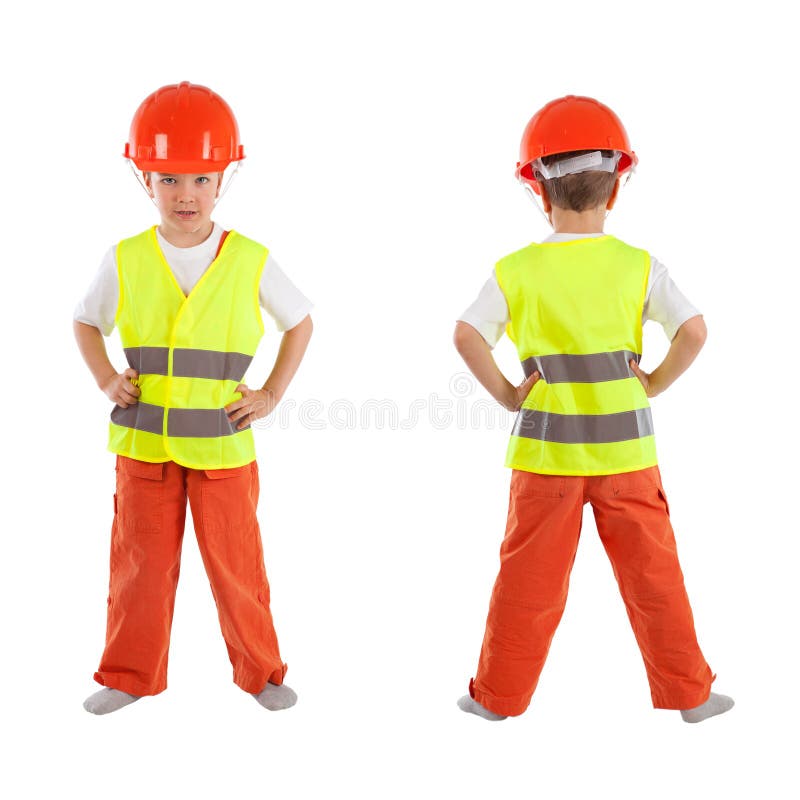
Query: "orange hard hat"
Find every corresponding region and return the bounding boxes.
[124,81,245,172]
[516,95,636,192]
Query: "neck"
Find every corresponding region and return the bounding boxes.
[158,220,214,248]
[548,205,606,234]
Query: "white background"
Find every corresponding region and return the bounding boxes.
[1,1,797,797]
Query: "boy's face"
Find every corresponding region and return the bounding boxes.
[144,171,222,244]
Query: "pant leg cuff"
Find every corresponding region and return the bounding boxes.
[469,677,531,717]
[236,662,288,694]
[651,671,716,710]
[93,671,165,697]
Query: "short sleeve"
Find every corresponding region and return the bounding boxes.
[457,270,510,348]
[259,253,313,331]
[73,246,119,336]
[643,256,702,341]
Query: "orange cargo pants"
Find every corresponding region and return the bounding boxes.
[470,466,713,716]
[93,455,287,696]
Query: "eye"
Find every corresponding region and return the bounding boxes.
[160,176,176,185]
[196,176,210,185]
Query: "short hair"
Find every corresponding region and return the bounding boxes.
[537,149,618,212]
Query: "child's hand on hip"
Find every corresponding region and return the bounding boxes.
[629,359,659,397]
[226,385,278,430]
[102,368,140,407]
[505,371,540,411]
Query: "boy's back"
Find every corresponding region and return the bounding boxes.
[454,95,733,724]
[496,235,654,477]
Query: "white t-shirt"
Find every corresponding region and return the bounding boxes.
[458,232,701,347]
[74,224,313,336]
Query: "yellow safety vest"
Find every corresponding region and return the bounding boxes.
[496,235,657,476]
[108,227,267,469]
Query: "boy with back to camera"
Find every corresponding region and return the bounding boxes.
[74,82,313,715]
[454,95,733,723]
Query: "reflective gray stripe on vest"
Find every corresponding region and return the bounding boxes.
[110,401,164,435]
[173,350,253,382]
[168,408,249,437]
[124,347,169,376]
[111,403,248,437]
[124,347,253,382]
[521,350,641,383]
[512,407,654,444]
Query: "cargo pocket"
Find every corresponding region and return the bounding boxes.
[611,468,670,520]
[116,457,165,533]
[201,463,255,534]
[611,467,659,496]
[512,470,565,499]
[119,458,166,481]
[203,466,250,480]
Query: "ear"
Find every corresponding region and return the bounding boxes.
[606,177,621,210]
[143,172,154,197]
[216,172,224,198]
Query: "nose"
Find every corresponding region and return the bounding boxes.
[176,178,195,203]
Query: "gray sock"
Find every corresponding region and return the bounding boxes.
[680,692,735,723]
[252,682,297,711]
[83,688,141,715]
[457,694,507,721]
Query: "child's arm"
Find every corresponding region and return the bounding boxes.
[454,321,539,411]
[73,320,140,407]
[226,314,313,430]
[629,314,707,397]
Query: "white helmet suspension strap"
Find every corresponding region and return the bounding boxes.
[533,150,621,180]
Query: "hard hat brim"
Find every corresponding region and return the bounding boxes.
[126,156,245,173]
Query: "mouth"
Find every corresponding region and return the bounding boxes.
[175,210,198,220]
